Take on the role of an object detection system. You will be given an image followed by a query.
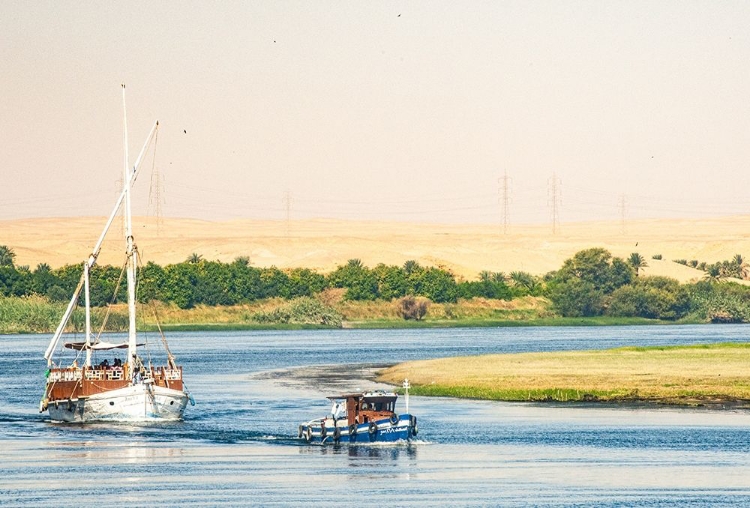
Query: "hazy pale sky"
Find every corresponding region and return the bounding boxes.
[1,1,749,225]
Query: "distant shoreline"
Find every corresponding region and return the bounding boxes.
[2,315,695,335]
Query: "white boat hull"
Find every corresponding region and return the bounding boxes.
[47,383,188,423]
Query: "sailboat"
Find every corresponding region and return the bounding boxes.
[39,85,192,422]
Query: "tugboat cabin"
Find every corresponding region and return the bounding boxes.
[330,391,399,427]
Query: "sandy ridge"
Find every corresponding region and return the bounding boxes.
[3,215,750,282]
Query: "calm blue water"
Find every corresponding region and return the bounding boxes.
[1,325,750,506]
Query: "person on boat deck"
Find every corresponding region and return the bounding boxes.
[331,402,345,420]
[113,358,122,368]
[99,359,109,369]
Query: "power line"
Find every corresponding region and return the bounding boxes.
[499,171,511,235]
[148,134,164,236]
[282,190,292,238]
[548,173,561,234]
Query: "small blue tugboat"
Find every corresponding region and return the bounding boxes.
[299,381,417,444]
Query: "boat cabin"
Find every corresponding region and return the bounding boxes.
[328,391,398,426]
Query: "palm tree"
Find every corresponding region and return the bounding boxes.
[0,245,16,267]
[346,258,364,269]
[186,253,203,264]
[403,260,421,275]
[705,264,722,283]
[719,260,739,279]
[510,271,537,291]
[233,256,251,267]
[627,252,648,277]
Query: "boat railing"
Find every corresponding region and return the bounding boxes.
[48,368,82,383]
[48,365,179,385]
[84,369,104,381]
[84,366,125,382]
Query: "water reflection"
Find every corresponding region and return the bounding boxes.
[297,441,419,460]
[347,443,419,461]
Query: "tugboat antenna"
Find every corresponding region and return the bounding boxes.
[403,379,410,414]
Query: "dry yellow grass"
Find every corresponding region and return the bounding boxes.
[128,294,551,327]
[330,294,550,322]
[378,344,750,404]
[5,215,750,281]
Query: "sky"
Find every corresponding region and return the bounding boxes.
[1,1,749,225]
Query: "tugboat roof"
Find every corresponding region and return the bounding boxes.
[327,392,398,402]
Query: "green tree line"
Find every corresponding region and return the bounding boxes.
[545,247,750,322]
[3,244,750,322]
[0,246,532,309]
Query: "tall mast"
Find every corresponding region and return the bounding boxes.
[122,84,138,376]
[43,123,157,365]
[84,261,92,367]
[43,90,158,366]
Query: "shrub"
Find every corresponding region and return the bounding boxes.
[652,254,662,260]
[46,285,69,302]
[606,277,689,320]
[251,297,342,327]
[0,295,63,333]
[686,282,750,323]
[396,296,429,321]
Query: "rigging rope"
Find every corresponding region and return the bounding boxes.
[94,257,128,342]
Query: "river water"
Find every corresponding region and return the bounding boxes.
[2,325,750,506]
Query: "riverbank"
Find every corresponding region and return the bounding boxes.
[0,293,686,334]
[377,343,750,407]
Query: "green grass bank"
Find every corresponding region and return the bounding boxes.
[378,343,750,407]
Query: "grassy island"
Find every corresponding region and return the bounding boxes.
[378,343,750,407]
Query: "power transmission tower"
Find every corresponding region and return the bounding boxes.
[282,190,292,239]
[548,173,561,234]
[618,194,626,235]
[499,171,511,235]
[149,157,164,237]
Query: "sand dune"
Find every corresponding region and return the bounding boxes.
[3,215,750,282]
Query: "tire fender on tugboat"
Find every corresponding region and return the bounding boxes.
[389,413,399,425]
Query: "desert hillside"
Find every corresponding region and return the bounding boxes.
[3,215,750,282]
